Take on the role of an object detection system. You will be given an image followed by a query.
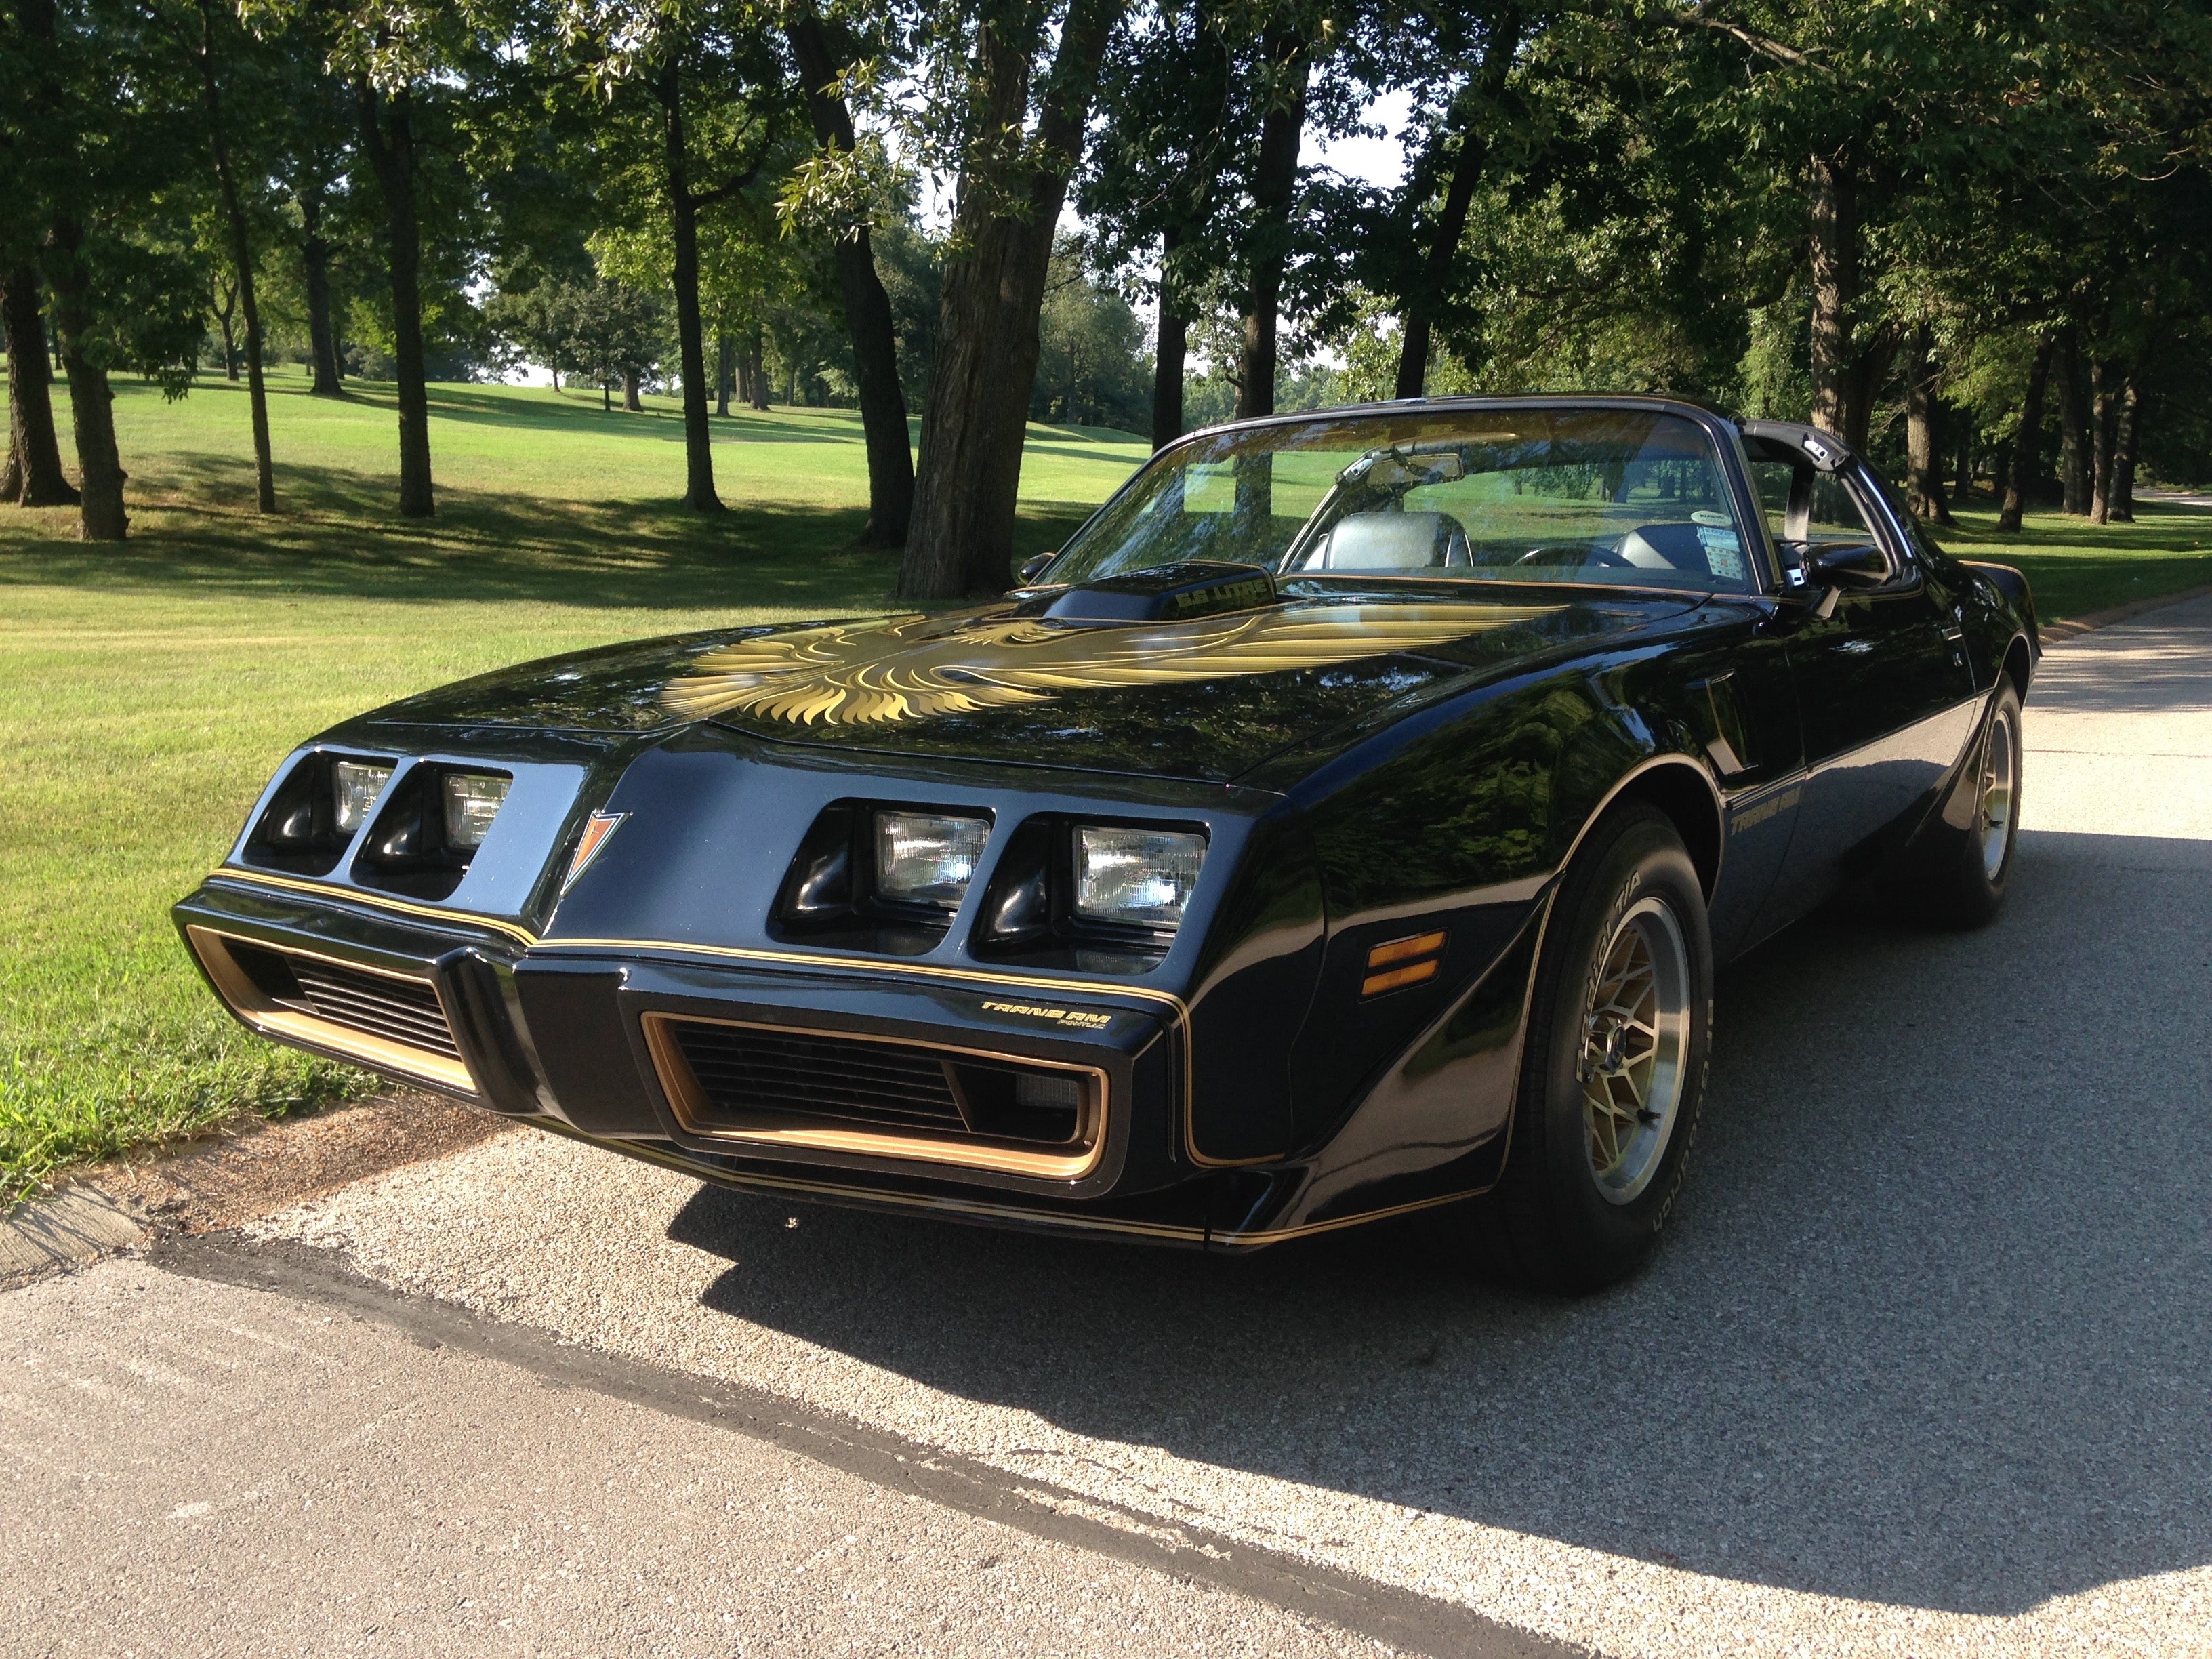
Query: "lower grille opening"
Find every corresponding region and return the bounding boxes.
[186,926,475,1095]
[645,1015,1104,1180]
[235,943,463,1060]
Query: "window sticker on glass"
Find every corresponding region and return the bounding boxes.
[1696,525,1745,581]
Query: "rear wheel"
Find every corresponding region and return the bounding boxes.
[1466,804,1713,1294]
[1910,682,2023,928]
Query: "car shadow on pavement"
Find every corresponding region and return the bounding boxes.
[668,827,2212,1618]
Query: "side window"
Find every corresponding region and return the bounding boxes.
[1748,460,1795,542]
[1805,474,1883,556]
[1750,460,1898,581]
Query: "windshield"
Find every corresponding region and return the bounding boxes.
[1046,407,1761,594]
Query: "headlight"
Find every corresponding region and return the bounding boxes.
[1074,827,1206,930]
[333,760,393,833]
[875,811,990,907]
[442,773,511,849]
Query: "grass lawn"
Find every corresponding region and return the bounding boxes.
[3,369,2207,1195]
[1931,496,2212,622]
[0,369,1147,1195]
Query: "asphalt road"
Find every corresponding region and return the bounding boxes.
[9,595,2212,1658]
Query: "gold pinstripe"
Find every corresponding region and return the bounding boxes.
[207,869,541,947]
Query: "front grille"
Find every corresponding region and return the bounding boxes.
[670,1023,966,1133]
[228,939,462,1060]
[651,1017,1102,1172]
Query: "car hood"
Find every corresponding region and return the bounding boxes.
[365,583,1703,784]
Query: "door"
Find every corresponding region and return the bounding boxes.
[1753,462,1979,928]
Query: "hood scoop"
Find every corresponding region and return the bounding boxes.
[1025,561,1277,624]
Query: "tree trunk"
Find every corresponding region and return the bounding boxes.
[1235,20,1309,424]
[1151,226,1187,450]
[623,367,642,412]
[356,80,434,517]
[1394,7,1521,400]
[301,186,342,397]
[213,278,238,379]
[1149,3,1229,447]
[199,0,275,513]
[715,331,731,417]
[1998,333,2052,534]
[2110,380,2139,523]
[45,220,127,539]
[2,265,80,505]
[1953,428,1971,501]
[900,0,1123,598]
[655,58,722,512]
[1904,325,1954,525]
[2058,329,2089,514]
[749,332,768,409]
[2089,356,2118,525]
[602,380,611,412]
[788,9,914,545]
[1805,153,1889,451]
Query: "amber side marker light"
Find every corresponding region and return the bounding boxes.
[1362,930,1446,997]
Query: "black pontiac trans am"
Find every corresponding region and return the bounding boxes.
[176,397,2036,1290]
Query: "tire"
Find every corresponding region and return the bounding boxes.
[1467,803,1714,1294]
[1912,682,2024,928]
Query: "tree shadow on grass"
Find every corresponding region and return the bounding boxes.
[0,456,1092,615]
[664,830,2212,1618]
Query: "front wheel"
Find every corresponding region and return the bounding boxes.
[1467,804,1713,1294]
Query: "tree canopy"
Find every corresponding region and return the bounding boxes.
[3,0,2209,569]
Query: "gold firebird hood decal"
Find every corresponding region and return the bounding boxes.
[661,601,1565,727]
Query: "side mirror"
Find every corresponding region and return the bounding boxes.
[1015,552,1056,586]
[1804,541,1889,588]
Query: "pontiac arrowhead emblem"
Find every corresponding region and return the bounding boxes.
[562,810,626,891]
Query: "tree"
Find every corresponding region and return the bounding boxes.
[565,275,664,409]
[270,64,359,397]
[561,0,804,512]
[1230,4,1313,422]
[265,0,491,517]
[786,2,914,542]
[1080,0,1237,447]
[16,0,207,538]
[1031,236,1149,428]
[1,0,83,507]
[1385,3,1523,398]
[2,270,81,506]
[891,0,1127,598]
[184,0,279,512]
[354,77,436,513]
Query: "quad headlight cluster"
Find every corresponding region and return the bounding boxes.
[249,753,512,897]
[330,760,510,851]
[780,806,1207,950]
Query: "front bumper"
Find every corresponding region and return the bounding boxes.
[176,872,1519,1250]
[176,874,1191,1214]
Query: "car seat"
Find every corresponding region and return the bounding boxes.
[1304,511,1471,571]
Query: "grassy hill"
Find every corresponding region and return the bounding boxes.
[0,371,1148,1192]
